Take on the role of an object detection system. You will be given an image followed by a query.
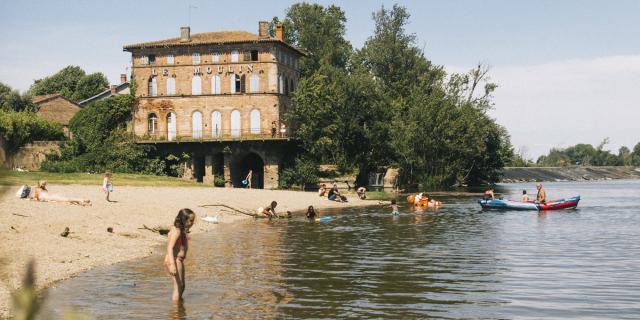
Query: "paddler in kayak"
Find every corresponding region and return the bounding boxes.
[535,183,546,204]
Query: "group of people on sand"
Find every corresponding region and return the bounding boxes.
[21,171,116,206]
[317,183,368,202]
[484,182,547,203]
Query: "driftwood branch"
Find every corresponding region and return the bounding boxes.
[199,203,256,217]
[140,224,169,235]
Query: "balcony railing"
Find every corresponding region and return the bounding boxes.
[136,128,290,143]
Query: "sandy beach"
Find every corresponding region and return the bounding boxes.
[0,184,374,317]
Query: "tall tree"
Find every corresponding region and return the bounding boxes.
[0,82,34,112]
[272,3,352,76]
[27,66,108,102]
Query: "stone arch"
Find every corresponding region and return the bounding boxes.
[231,152,265,189]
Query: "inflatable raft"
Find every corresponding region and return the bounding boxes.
[478,196,580,211]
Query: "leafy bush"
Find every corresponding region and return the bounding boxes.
[0,111,64,151]
[27,66,108,103]
[280,157,320,189]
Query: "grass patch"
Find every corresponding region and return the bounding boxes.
[0,169,205,187]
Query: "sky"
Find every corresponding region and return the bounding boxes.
[1,0,639,159]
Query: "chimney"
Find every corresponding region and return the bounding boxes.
[120,74,127,84]
[110,85,117,95]
[258,21,269,39]
[180,26,191,42]
[275,23,284,41]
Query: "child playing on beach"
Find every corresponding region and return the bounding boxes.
[257,201,278,218]
[102,171,113,202]
[34,180,91,206]
[164,208,196,302]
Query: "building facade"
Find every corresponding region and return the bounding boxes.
[124,22,303,188]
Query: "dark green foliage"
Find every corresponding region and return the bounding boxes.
[0,82,35,112]
[27,66,108,103]
[0,111,64,152]
[280,156,320,189]
[41,95,162,174]
[279,3,513,188]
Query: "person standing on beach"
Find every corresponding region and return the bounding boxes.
[243,170,253,189]
[164,208,196,302]
[102,171,114,202]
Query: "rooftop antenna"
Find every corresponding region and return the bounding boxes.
[188,3,198,26]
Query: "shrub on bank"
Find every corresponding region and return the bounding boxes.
[0,111,64,152]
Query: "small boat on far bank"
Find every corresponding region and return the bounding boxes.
[479,196,580,211]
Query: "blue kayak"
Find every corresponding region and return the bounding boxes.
[479,196,580,211]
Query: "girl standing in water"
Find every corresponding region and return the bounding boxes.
[165,208,196,301]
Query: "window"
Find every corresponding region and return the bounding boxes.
[230,110,241,137]
[212,52,219,63]
[211,111,221,137]
[243,51,251,61]
[192,52,200,64]
[192,111,202,139]
[148,54,156,65]
[278,75,284,94]
[284,76,289,95]
[231,49,239,62]
[148,77,157,96]
[211,75,221,94]
[250,50,259,61]
[148,113,158,134]
[167,112,176,141]
[166,77,176,95]
[250,109,261,134]
[249,74,260,93]
[230,74,245,93]
[167,54,174,65]
[141,55,149,65]
[192,76,202,95]
[289,79,294,94]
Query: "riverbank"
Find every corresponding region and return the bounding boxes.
[0,184,373,318]
[501,166,640,183]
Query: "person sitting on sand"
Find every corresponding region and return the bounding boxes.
[535,183,546,204]
[34,180,91,206]
[484,188,495,200]
[356,186,367,200]
[522,190,530,202]
[102,171,114,202]
[164,208,196,302]
[318,184,327,197]
[306,205,318,219]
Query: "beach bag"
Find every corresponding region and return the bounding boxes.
[16,185,31,198]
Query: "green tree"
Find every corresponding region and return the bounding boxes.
[71,72,110,102]
[0,111,64,151]
[0,82,34,112]
[272,3,352,76]
[27,66,108,103]
[632,142,640,166]
[618,146,632,166]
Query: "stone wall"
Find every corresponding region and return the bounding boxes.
[1,141,61,171]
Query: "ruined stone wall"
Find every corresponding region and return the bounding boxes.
[1,141,61,171]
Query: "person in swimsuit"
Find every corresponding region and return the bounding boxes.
[164,208,196,301]
[535,183,546,204]
[34,180,91,206]
[102,171,114,202]
[522,190,530,202]
[483,188,495,200]
[390,199,399,215]
[257,201,278,218]
[306,205,318,219]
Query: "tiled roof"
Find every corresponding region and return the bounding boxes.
[32,94,82,125]
[79,82,130,106]
[123,31,305,55]
[32,93,62,104]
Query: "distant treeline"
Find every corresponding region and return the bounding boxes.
[511,139,640,167]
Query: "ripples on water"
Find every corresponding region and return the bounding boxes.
[43,180,640,319]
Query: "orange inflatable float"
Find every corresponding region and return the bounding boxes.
[406,193,442,207]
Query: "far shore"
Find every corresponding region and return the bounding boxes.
[0,184,377,318]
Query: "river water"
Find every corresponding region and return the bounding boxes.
[42,180,640,319]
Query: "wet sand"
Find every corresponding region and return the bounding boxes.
[0,184,372,317]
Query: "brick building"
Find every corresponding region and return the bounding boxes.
[124,22,303,188]
[33,94,82,138]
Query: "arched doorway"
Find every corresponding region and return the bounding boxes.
[232,152,264,189]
